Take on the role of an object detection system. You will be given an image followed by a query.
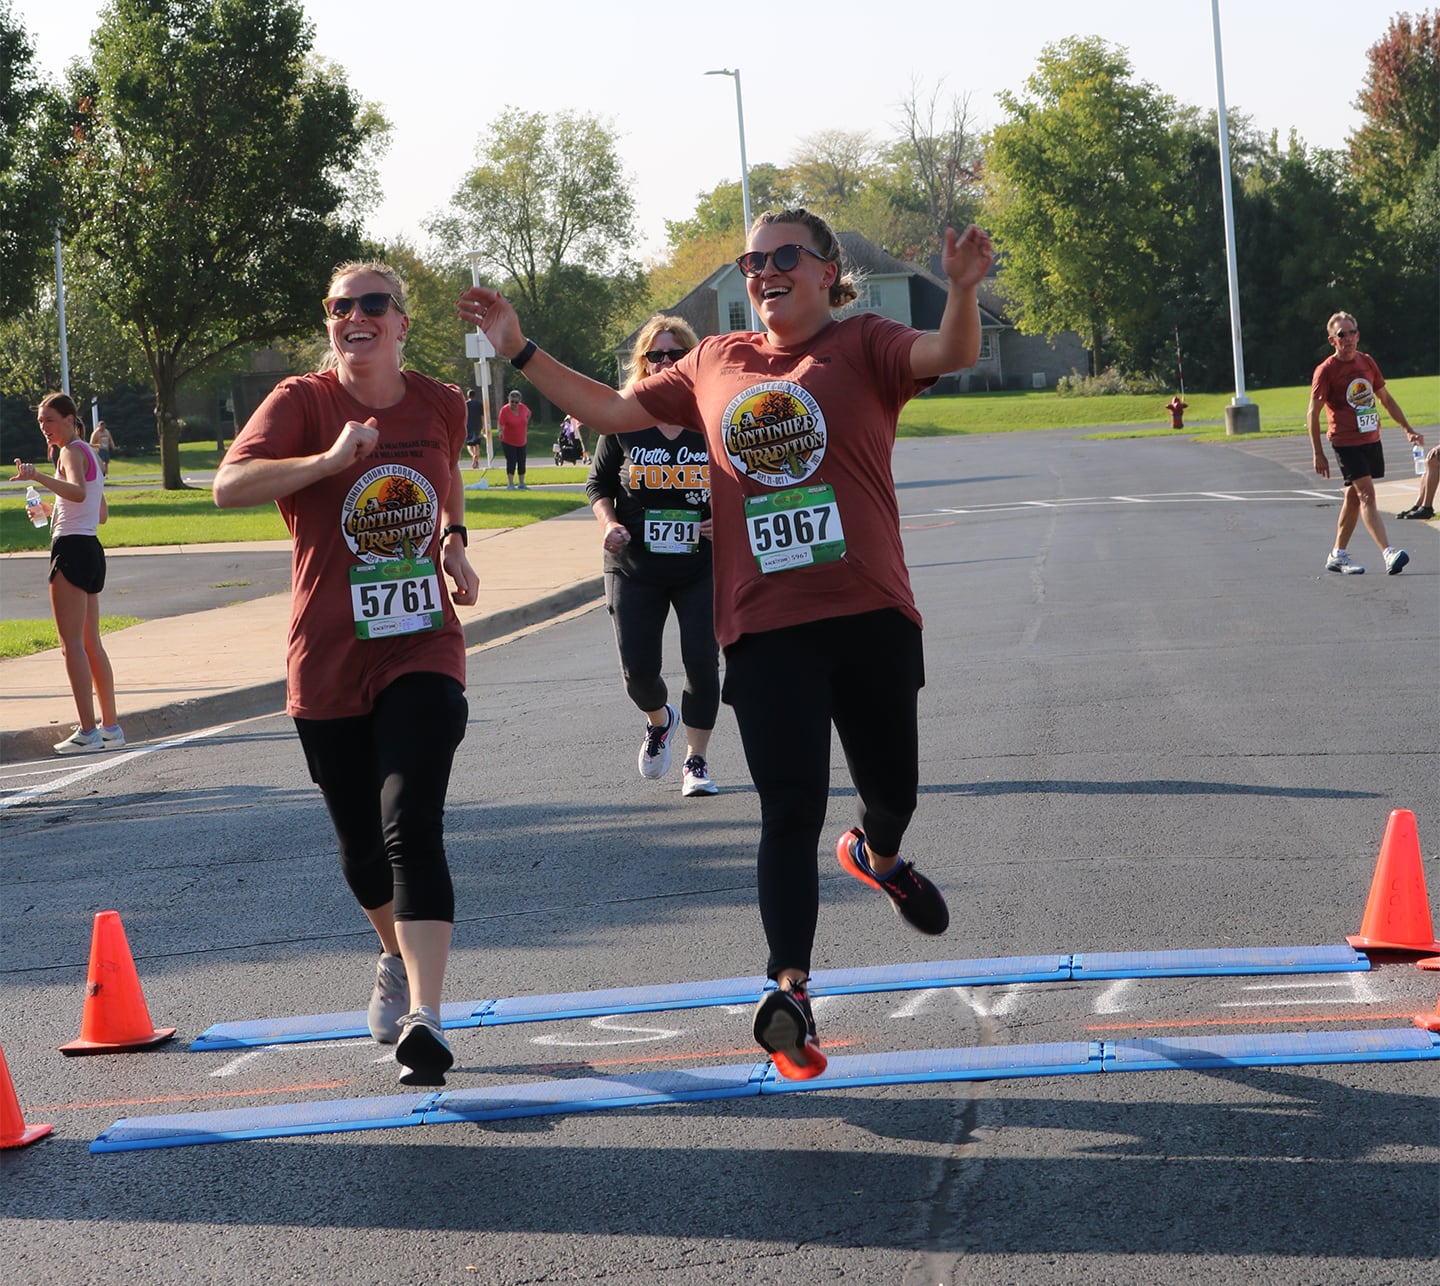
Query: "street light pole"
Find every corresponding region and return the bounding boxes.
[706,67,759,329]
[1210,0,1259,434]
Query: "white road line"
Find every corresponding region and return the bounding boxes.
[1093,978,1135,1014]
[0,724,234,809]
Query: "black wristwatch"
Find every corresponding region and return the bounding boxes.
[440,524,468,546]
[510,338,538,370]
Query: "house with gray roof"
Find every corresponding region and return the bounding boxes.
[619,231,1087,391]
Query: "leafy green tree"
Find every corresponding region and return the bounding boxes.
[61,0,386,488]
[985,37,1184,374]
[0,1,65,316]
[1349,9,1440,228]
[435,107,644,384]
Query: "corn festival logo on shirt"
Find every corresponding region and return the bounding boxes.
[342,466,439,562]
[721,382,826,487]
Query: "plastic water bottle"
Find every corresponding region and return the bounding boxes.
[25,485,47,528]
[1415,444,1427,476]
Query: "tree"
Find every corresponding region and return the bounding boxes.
[985,37,1184,373]
[0,0,65,316]
[894,79,984,250]
[1349,9,1440,226]
[62,0,385,488]
[436,107,644,384]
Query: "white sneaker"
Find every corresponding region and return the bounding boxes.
[367,953,410,1044]
[638,704,679,780]
[1385,548,1409,575]
[101,724,126,749]
[682,755,719,796]
[1325,551,1364,575]
[54,727,105,754]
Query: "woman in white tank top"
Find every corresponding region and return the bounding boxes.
[11,392,124,754]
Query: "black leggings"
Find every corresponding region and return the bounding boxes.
[294,671,468,922]
[605,569,720,730]
[723,609,924,979]
[503,442,527,479]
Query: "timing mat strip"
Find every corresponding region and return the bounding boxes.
[188,945,1366,1051]
[96,1026,1438,1152]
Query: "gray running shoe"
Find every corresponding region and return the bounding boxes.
[54,727,105,754]
[367,953,410,1044]
[395,1005,453,1086]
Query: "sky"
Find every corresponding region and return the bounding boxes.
[12,0,1382,262]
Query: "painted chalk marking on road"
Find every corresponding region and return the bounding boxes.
[0,724,235,809]
[1094,978,1135,1015]
[531,1013,686,1047]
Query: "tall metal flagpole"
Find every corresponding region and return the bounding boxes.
[1211,0,1259,434]
[55,226,71,396]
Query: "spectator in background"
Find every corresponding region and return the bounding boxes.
[464,388,484,471]
[1398,444,1439,521]
[13,393,124,754]
[498,389,530,489]
[89,419,115,476]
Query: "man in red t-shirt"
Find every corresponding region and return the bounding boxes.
[497,389,531,489]
[1307,311,1423,575]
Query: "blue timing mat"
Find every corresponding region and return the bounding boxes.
[188,945,1367,1051]
[95,1026,1439,1153]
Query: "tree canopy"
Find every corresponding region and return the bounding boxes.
[61,0,385,487]
[436,107,645,383]
[0,0,64,317]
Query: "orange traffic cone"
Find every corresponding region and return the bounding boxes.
[0,1044,53,1148]
[59,911,176,1056]
[1415,996,1440,1034]
[1345,810,1440,954]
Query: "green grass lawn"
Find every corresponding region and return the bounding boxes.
[0,615,142,660]
[0,474,589,553]
[6,377,1433,556]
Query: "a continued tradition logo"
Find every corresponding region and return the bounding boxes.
[1345,378,1376,410]
[341,466,438,563]
[720,381,826,487]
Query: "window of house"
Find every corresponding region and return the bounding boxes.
[979,333,993,361]
[728,300,747,331]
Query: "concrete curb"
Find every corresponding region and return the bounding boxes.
[0,578,605,764]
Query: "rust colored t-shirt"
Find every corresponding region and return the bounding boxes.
[226,370,467,719]
[1311,352,1386,446]
[497,402,530,446]
[634,313,932,650]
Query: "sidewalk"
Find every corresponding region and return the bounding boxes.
[0,510,603,764]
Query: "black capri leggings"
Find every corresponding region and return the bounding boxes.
[605,568,720,730]
[503,442,527,478]
[294,670,468,922]
[723,608,924,979]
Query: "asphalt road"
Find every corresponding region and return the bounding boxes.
[1,429,1436,1285]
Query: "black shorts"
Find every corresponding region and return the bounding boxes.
[49,534,107,594]
[1334,441,1385,485]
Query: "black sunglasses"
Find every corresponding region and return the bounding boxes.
[323,292,402,320]
[644,348,689,365]
[1333,328,1357,338]
[734,244,830,278]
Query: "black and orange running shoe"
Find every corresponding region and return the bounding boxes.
[752,983,828,1081]
[836,827,949,935]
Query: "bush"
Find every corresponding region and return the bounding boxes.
[1056,367,1169,397]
